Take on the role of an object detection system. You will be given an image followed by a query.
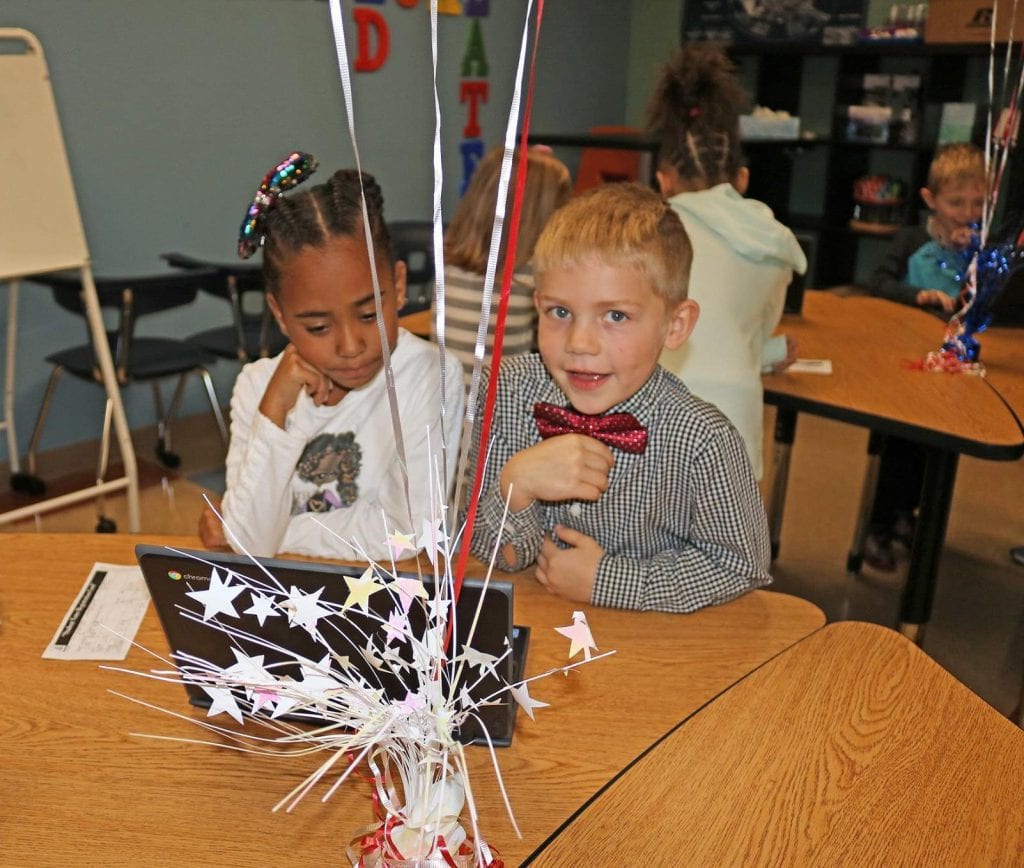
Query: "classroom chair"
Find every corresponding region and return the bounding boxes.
[572,125,648,194]
[11,270,228,532]
[391,220,436,338]
[161,252,287,362]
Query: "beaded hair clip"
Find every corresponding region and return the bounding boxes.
[237,151,319,259]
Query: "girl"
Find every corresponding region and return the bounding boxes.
[647,44,806,480]
[437,146,571,388]
[199,163,464,560]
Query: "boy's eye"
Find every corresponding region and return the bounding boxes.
[605,310,628,323]
[547,306,571,319]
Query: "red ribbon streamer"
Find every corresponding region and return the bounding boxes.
[452,0,545,605]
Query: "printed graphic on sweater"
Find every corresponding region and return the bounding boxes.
[293,431,361,514]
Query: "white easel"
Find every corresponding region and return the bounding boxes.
[0,28,139,530]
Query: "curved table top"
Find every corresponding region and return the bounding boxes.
[528,621,1024,865]
[0,533,823,865]
[764,292,1024,459]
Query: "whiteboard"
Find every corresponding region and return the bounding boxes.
[0,28,89,281]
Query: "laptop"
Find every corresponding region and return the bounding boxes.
[136,545,529,747]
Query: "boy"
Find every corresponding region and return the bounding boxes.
[864,143,985,570]
[871,143,986,313]
[468,183,771,613]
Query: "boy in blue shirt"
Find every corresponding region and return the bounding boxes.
[468,183,771,613]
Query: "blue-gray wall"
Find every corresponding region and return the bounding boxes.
[1,0,634,460]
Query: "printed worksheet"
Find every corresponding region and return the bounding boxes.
[43,562,150,660]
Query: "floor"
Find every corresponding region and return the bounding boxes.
[3,404,1023,718]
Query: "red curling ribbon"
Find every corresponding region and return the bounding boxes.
[452,0,544,610]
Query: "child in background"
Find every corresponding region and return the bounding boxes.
[199,166,464,560]
[646,43,807,480]
[871,143,986,314]
[863,143,986,570]
[467,183,771,613]
[438,146,571,387]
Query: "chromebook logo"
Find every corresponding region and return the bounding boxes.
[167,570,183,581]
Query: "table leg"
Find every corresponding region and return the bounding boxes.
[846,430,885,574]
[898,447,958,644]
[767,408,798,561]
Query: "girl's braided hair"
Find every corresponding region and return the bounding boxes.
[645,43,749,187]
[262,169,392,295]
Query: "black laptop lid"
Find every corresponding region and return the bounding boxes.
[136,545,522,745]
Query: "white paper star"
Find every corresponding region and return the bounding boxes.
[224,649,273,700]
[202,684,244,724]
[384,609,409,646]
[186,568,243,621]
[244,592,279,627]
[394,690,426,714]
[509,682,550,720]
[458,645,499,677]
[296,655,343,705]
[388,531,417,559]
[555,611,598,661]
[417,517,450,565]
[284,585,332,637]
[388,575,429,613]
[344,567,386,612]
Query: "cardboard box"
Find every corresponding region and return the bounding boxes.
[926,0,1024,44]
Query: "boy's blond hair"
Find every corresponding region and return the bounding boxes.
[445,146,571,274]
[533,182,693,304]
[927,142,986,193]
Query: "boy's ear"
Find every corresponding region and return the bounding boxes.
[920,186,936,210]
[391,258,408,311]
[663,298,699,351]
[265,291,289,337]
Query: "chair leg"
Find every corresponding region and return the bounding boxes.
[154,375,187,469]
[93,397,117,532]
[846,431,885,574]
[196,367,229,446]
[9,365,65,496]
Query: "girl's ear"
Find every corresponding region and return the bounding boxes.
[656,165,681,198]
[391,258,408,311]
[265,291,289,337]
[663,298,699,351]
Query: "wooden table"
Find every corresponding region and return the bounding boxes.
[528,621,1024,865]
[0,534,823,866]
[763,292,1024,639]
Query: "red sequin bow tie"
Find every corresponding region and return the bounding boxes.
[533,402,648,454]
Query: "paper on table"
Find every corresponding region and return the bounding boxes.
[43,562,150,660]
[788,359,833,374]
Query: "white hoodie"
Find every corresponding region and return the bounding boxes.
[660,183,807,480]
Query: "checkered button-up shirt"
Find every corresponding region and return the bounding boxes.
[468,354,771,613]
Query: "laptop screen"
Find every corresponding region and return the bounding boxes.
[135,545,527,746]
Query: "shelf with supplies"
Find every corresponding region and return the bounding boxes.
[726,41,1011,288]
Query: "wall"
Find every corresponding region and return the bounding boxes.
[0,0,631,460]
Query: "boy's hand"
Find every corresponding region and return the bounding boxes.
[198,499,228,548]
[949,226,974,249]
[499,434,614,512]
[915,289,955,313]
[259,344,342,429]
[536,524,602,603]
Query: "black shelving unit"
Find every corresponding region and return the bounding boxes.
[728,42,1001,287]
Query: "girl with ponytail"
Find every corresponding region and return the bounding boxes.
[648,44,806,480]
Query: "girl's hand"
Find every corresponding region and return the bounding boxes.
[770,335,799,373]
[915,289,955,313]
[259,345,340,428]
[198,499,228,548]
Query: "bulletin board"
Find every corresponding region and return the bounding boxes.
[0,28,90,281]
